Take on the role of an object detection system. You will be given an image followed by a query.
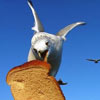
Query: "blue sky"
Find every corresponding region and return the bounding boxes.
[0,0,100,100]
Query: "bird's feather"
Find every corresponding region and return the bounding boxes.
[56,22,86,40]
[28,0,44,33]
[87,59,100,63]
[86,59,95,61]
[97,59,100,61]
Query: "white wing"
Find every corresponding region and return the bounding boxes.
[28,0,44,33]
[56,22,86,40]
[28,48,36,61]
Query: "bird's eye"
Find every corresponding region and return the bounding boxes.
[45,42,49,46]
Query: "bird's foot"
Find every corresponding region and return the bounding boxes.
[57,79,68,85]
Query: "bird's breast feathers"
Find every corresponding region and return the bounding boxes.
[30,32,63,60]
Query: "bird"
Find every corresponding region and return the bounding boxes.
[86,59,100,63]
[27,0,86,77]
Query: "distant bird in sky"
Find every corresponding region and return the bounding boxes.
[86,59,100,63]
[27,0,86,77]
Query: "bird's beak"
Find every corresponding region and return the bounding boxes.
[44,50,48,62]
[38,50,48,62]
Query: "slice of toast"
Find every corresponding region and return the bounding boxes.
[6,60,65,100]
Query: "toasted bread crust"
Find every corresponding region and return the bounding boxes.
[6,60,65,100]
[49,76,65,100]
[6,60,50,84]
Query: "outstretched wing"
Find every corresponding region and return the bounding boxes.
[97,59,100,61]
[28,0,44,33]
[86,59,95,61]
[56,22,86,40]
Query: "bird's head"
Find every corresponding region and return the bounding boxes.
[31,32,63,61]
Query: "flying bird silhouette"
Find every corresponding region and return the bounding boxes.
[27,0,86,77]
[86,59,100,63]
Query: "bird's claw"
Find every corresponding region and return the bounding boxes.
[57,79,68,85]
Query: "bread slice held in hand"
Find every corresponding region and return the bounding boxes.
[6,60,65,100]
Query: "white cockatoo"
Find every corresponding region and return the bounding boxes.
[27,0,86,77]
